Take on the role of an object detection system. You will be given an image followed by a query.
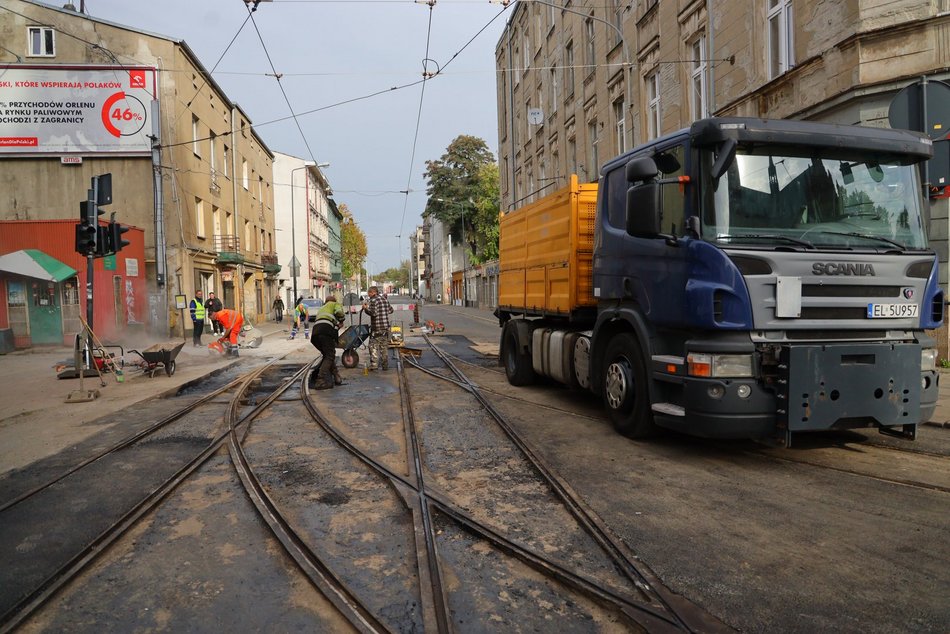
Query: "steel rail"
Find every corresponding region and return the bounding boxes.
[395,353,454,634]
[735,447,950,495]
[302,359,684,630]
[227,362,393,634]
[421,333,728,633]
[0,362,280,633]
[403,355,608,423]
[0,357,290,513]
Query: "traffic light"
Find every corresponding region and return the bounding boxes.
[108,220,131,254]
[75,201,100,254]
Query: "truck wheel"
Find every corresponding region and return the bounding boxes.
[503,321,536,386]
[602,333,656,438]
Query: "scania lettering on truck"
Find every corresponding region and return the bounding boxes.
[496,117,943,445]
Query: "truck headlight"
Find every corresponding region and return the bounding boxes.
[921,348,937,371]
[687,353,754,378]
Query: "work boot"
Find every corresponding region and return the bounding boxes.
[312,381,333,390]
[333,371,345,386]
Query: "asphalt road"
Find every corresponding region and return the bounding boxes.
[412,301,950,633]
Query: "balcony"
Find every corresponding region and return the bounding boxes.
[214,235,244,265]
[261,251,281,275]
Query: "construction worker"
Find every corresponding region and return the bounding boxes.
[309,295,346,390]
[189,290,205,347]
[209,308,244,355]
[362,286,393,371]
[289,297,309,340]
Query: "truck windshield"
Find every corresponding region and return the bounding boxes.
[702,148,927,250]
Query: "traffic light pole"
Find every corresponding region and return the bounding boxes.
[84,178,98,367]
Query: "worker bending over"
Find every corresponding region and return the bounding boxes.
[210,309,244,355]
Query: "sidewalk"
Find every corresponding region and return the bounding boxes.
[0,317,317,475]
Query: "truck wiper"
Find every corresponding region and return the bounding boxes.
[812,231,908,250]
[714,234,816,249]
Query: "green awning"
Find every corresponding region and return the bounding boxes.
[0,249,77,282]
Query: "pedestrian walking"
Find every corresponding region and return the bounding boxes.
[189,290,205,347]
[362,286,393,370]
[209,308,244,356]
[272,296,285,323]
[289,297,309,340]
[309,295,346,390]
[206,291,224,335]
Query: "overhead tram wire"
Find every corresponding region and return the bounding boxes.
[244,0,320,167]
[394,1,512,243]
[395,1,437,249]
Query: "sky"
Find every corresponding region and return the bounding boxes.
[82,0,511,271]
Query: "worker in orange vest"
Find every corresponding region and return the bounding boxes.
[209,308,244,354]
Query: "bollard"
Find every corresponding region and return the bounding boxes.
[413,303,420,325]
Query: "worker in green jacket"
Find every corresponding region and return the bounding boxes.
[310,296,346,389]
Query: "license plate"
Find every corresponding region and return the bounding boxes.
[867,303,919,319]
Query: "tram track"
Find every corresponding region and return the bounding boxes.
[0,359,292,632]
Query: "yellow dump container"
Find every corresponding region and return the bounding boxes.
[498,175,598,315]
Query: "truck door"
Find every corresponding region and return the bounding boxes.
[601,143,692,327]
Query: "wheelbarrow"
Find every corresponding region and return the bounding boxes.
[338,323,371,369]
[128,341,185,378]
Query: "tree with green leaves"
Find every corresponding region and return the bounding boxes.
[423,135,500,264]
[379,261,410,289]
[339,203,367,281]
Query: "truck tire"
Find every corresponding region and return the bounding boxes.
[503,321,536,386]
[602,333,656,438]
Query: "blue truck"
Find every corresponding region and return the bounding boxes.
[497,117,943,445]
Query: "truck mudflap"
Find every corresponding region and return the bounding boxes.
[780,342,921,432]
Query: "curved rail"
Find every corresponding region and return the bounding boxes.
[0,362,280,633]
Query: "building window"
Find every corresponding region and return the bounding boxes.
[523,33,531,73]
[192,116,200,156]
[568,136,577,176]
[613,99,626,154]
[691,36,709,119]
[244,220,252,251]
[223,145,230,177]
[27,26,54,57]
[585,17,595,74]
[588,119,600,180]
[564,41,575,96]
[213,206,222,236]
[195,198,205,238]
[549,67,559,115]
[209,132,217,186]
[768,0,794,79]
[611,0,623,47]
[514,45,521,85]
[646,71,660,139]
[242,159,249,190]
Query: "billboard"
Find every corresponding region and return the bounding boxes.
[0,65,157,155]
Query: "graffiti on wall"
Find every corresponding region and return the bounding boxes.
[125,279,137,324]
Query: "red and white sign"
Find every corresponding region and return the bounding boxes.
[0,65,156,155]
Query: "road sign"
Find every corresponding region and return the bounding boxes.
[888,79,950,140]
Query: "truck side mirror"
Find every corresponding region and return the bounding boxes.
[626,183,662,237]
[626,156,658,182]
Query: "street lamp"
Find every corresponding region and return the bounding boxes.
[290,161,316,304]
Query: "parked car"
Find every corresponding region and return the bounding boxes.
[300,297,324,322]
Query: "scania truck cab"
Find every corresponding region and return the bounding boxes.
[498,118,943,445]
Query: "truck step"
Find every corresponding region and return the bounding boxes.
[651,403,685,416]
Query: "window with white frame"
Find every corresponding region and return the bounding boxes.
[588,119,600,180]
[767,0,794,79]
[195,198,205,238]
[585,17,595,74]
[244,220,252,251]
[690,35,708,120]
[27,26,54,57]
[549,67,559,115]
[192,116,200,156]
[535,10,542,51]
[646,71,660,139]
[223,145,230,177]
[242,159,249,190]
[613,99,626,154]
